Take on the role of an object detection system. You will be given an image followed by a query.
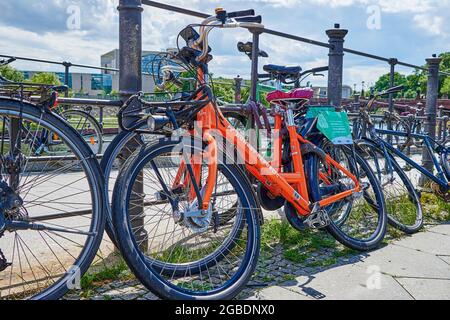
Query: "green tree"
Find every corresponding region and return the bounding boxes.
[213,78,235,103]
[30,72,61,85]
[438,52,450,97]
[441,77,450,97]
[0,65,24,82]
[372,51,450,98]
[373,72,408,96]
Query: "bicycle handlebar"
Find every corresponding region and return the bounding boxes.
[0,58,16,67]
[193,9,264,63]
[309,66,329,74]
[235,16,262,23]
[380,85,404,96]
[228,9,255,18]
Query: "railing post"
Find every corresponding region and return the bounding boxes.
[420,55,442,187]
[387,58,398,144]
[249,28,263,151]
[326,24,348,109]
[118,0,142,97]
[99,106,104,129]
[63,61,72,97]
[234,76,243,103]
[117,0,148,250]
[437,105,444,141]
[249,30,262,103]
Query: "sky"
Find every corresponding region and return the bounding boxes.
[0,0,449,90]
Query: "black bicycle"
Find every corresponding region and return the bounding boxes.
[353,85,428,234]
[0,69,104,299]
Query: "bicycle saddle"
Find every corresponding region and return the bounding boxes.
[263,64,301,77]
[266,88,314,107]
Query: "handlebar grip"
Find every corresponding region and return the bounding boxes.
[0,57,16,66]
[228,9,255,18]
[311,66,329,73]
[235,15,262,23]
[389,85,404,92]
[383,85,404,95]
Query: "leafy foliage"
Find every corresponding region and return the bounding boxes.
[30,72,61,85]
[373,51,449,98]
[441,77,450,97]
[0,65,25,82]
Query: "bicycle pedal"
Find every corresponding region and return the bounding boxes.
[305,210,331,229]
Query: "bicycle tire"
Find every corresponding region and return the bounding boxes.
[61,109,103,155]
[0,98,105,300]
[305,137,387,251]
[112,137,260,300]
[357,139,423,234]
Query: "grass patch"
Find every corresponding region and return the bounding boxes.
[282,274,296,282]
[386,194,419,226]
[306,257,338,268]
[80,258,130,291]
[283,249,309,263]
[261,219,350,266]
[421,192,450,222]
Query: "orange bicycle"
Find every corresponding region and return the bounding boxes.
[112,9,387,300]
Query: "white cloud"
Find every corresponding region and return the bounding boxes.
[0,25,116,72]
[413,14,445,36]
[377,0,433,13]
[344,64,390,88]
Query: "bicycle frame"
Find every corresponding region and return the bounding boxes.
[175,68,362,217]
[374,128,450,189]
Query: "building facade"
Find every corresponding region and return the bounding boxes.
[313,85,353,99]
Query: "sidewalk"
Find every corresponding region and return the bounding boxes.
[248,223,450,300]
[65,222,450,301]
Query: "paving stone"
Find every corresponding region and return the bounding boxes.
[285,264,412,300]
[120,293,139,300]
[101,289,124,298]
[396,278,450,300]
[438,256,450,265]
[143,291,159,300]
[255,286,312,300]
[356,244,450,279]
[428,224,450,236]
[393,231,450,256]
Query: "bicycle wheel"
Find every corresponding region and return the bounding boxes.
[0,98,104,300]
[100,127,158,244]
[357,139,423,234]
[305,137,387,251]
[62,109,103,155]
[112,137,260,299]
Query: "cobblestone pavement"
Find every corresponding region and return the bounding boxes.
[63,217,450,300]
